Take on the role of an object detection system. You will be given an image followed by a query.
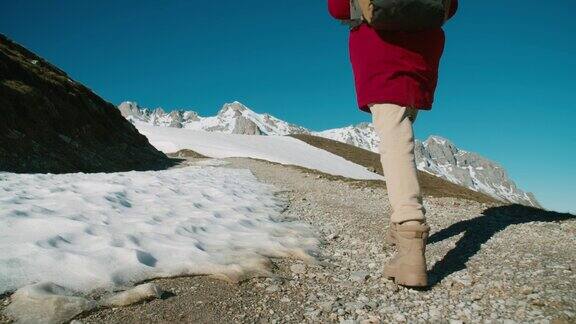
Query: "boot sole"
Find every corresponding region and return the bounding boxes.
[384,269,428,287]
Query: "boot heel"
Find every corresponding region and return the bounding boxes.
[394,272,428,287]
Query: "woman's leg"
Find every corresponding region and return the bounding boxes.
[369,103,426,224]
[370,103,429,287]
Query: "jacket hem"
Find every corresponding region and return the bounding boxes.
[358,98,433,113]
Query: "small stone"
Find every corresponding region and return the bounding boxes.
[393,313,406,322]
[351,271,370,282]
[306,309,321,318]
[265,285,279,293]
[530,299,545,306]
[290,264,306,274]
[327,233,339,241]
[471,302,482,311]
[452,273,472,287]
[318,301,333,312]
[357,295,369,303]
[471,291,483,301]
[526,293,540,300]
[345,302,364,312]
[360,316,381,324]
[520,286,534,295]
[429,308,441,318]
[280,297,291,303]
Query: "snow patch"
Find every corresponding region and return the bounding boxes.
[135,122,383,181]
[0,166,318,297]
[99,283,163,307]
[6,282,164,324]
[6,282,96,324]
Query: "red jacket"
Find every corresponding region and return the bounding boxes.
[328,0,458,112]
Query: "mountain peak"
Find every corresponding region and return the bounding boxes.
[425,135,452,146]
[118,101,139,110]
[118,101,148,121]
[218,101,250,117]
[153,107,166,115]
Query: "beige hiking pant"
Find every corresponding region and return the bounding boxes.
[370,103,426,224]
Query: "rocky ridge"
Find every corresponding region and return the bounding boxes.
[0,34,172,173]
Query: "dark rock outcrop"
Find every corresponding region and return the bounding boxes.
[0,34,174,173]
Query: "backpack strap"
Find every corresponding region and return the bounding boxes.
[344,0,364,29]
[350,0,363,21]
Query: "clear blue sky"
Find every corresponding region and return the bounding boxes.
[2,1,575,213]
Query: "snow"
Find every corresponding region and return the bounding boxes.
[135,122,383,181]
[0,166,318,296]
[6,282,163,323]
[6,282,97,324]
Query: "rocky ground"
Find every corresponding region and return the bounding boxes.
[1,157,574,323]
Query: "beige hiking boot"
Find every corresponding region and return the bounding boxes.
[383,222,430,287]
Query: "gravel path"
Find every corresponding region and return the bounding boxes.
[2,157,574,323]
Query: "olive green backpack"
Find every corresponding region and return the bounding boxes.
[350,0,452,31]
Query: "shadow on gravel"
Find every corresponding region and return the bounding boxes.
[428,204,575,287]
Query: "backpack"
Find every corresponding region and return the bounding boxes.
[350,0,452,31]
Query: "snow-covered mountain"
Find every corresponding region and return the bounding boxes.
[314,122,541,208]
[118,101,540,208]
[415,136,540,208]
[313,122,379,153]
[119,101,309,135]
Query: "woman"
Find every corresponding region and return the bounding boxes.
[327,0,458,287]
